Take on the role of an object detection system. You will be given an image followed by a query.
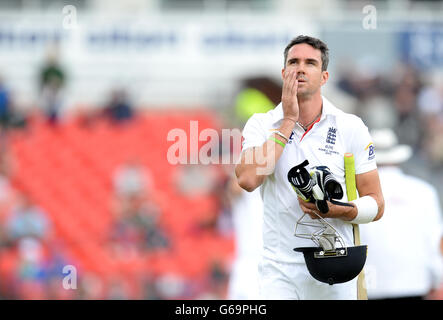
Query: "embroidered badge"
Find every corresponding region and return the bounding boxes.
[326,127,337,145]
[318,127,339,155]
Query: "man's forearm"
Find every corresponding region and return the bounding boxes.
[235,142,279,191]
[235,119,295,191]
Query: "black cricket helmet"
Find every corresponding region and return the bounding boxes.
[294,245,367,285]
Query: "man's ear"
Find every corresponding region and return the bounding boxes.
[281,68,286,79]
[321,71,329,86]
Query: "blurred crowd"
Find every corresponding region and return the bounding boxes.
[0,48,233,299]
[0,122,232,299]
[332,60,443,207]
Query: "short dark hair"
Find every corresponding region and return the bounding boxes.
[283,35,329,71]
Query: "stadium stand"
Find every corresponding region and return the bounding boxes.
[0,109,234,299]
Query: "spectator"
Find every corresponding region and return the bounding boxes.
[12,237,47,299]
[113,158,154,200]
[141,274,162,300]
[0,76,27,132]
[154,273,189,300]
[0,76,12,132]
[109,194,169,256]
[417,72,443,121]
[389,64,424,150]
[195,259,229,299]
[417,71,443,168]
[175,164,221,198]
[38,45,67,124]
[11,237,71,299]
[4,192,52,245]
[44,247,76,300]
[76,272,105,300]
[102,88,134,124]
[106,277,131,300]
[360,128,443,300]
[0,149,17,247]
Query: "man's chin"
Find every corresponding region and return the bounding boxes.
[296,90,312,99]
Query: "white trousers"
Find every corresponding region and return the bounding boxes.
[258,257,358,300]
[227,258,261,300]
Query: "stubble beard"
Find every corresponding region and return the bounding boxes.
[296,86,315,101]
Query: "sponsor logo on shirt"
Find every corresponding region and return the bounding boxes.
[365,142,375,160]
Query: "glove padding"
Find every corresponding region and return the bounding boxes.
[288,160,353,214]
[309,165,345,213]
[287,160,316,203]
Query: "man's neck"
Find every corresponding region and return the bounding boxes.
[297,93,323,127]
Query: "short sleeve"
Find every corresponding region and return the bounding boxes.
[350,117,377,175]
[425,185,443,287]
[241,114,268,152]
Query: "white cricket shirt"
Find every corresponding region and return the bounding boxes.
[241,96,377,263]
[360,167,443,299]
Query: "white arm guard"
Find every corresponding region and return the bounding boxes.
[349,195,378,224]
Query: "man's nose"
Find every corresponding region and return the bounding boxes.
[296,69,306,78]
[296,64,306,75]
